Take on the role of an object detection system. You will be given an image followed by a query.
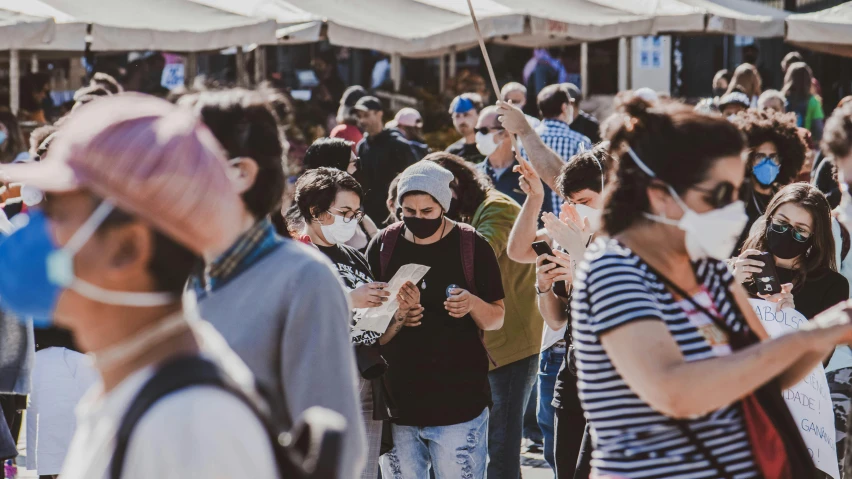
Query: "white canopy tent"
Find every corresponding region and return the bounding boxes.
[786,1,852,58]
[0,9,56,50]
[0,0,278,52]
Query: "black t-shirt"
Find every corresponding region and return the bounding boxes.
[735,185,772,254]
[747,266,849,319]
[571,111,601,144]
[446,139,485,164]
[551,303,582,413]
[366,225,505,427]
[317,243,382,346]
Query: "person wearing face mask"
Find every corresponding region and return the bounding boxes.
[295,167,422,479]
[428,152,543,479]
[475,105,526,206]
[365,160,505,479]
[446,93,486,164]
[731,109,807,252]
[303,137,379,251]
[571,95,852,479]
[178,89,367,478]
[0,94,282,478]
[506,145,611,478]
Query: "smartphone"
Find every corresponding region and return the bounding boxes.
[747,252,781,295]
[531,241,568,297]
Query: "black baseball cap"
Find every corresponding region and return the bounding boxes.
[354,96,383,112]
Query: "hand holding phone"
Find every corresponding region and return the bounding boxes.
[744,251,781,295]
[532,241,569,297]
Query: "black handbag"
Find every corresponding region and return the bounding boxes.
[355,343,388,380]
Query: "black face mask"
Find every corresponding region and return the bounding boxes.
[767,228,811,260]
[403,215,444,239]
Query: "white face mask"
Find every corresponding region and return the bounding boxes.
[626,148,748,261]
[320,213,359,245]
[475,131,500,157]
[574,204,602,232]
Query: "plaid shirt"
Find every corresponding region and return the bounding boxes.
[534,119,592,213]
[190,217,284,299]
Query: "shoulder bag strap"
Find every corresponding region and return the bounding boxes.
[379,222,405,281]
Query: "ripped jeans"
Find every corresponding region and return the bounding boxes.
[379,408,489,479]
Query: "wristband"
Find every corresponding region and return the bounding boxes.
[535,283,552,295]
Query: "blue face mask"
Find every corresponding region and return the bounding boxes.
[0,202,175,327]
[752,157,781,186]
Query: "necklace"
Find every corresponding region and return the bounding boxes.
[752,191,765,216]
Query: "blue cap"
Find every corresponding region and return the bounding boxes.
[451,97,475,114]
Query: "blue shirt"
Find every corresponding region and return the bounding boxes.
[526,119,592,214]
[477,158,525,206]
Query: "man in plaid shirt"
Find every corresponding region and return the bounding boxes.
[525,84,591,214]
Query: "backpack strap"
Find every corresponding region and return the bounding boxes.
[379,222,405,281]
[110,356,343,479]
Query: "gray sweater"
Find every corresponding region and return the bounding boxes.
[191,240,366,478]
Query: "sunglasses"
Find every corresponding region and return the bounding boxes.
[769,219,810,242]
[689,181,736,209]
[474,126,504,135]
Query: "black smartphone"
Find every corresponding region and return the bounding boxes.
[747,252,781,295]
[531,241,568,297]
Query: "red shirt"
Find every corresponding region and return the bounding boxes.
[330,124,363,151]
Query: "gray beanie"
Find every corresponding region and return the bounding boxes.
[397,160,455,212]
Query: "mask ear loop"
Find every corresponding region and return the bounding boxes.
[63,201,115,256]
[626,146,690,221]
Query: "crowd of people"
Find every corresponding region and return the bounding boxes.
[1,46,852,479]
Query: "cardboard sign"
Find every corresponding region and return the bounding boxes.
[750,299,839,479]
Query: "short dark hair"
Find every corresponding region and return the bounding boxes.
[0,111,26,164]
[295,167,364,221]
[90,72,123,95]
[98,205,198,295]
[538,84,571,119]
[601,96,746,235]
[558,145,614,198]
[304,137,354,171]
[731,109,806,187]
[179,88,286,220]
[426,152,489,223]
[824,101,852,160]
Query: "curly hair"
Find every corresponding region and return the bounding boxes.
[730,109,806,187]
[425,151,490,224]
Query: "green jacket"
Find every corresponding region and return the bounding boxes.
[471,190,543,370]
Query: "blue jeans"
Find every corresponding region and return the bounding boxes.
[380,408,489,479]
[538,346,566,471]
[487,354,538,479]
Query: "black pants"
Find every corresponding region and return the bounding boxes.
[554,408,588,479]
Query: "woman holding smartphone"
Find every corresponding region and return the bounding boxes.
[734,183,848,319]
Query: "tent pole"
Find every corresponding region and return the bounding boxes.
[580,42,589,99]
[439,54,446,93]
[30,53,38,73]
[10,50,19,115]
[391,53,402,92]
[236,46,249,87]
[185,52,198,88]
[449,46,457,80]
[254,45,267,84]
[618,38,628,92]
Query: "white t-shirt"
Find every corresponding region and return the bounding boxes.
[541,323,567,352]
[60,323,279,479]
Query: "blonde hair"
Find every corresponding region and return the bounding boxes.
[726,63,762,99]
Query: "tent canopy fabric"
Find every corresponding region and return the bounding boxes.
[0,8,56,50]
[787,1,852,57]
[0,0,278,52]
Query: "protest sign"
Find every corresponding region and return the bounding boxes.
[750,298,839,479]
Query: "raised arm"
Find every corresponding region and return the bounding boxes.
[507,159,549,264]
[497,100,563,193]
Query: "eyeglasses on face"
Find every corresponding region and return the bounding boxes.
[474,126,504,135]
[328,207,365,224]
[769,219,810,242]
[689,181,736,209]
[749,151,781,165]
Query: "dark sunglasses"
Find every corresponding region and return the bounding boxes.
[769,219,810,242]
[690,181,736,209]
[474,126,504,135]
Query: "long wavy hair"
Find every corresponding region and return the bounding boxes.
[741,183,836,290]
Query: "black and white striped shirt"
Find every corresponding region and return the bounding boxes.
[571,238,761,479]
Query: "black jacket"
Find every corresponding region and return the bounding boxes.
[357,129,418,221]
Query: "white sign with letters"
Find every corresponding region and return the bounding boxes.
[750,299,839,479]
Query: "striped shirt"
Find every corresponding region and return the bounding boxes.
[534,118,591,214]
[571,238,761,479]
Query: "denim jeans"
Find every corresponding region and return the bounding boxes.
[487,354,538,479]
[537,346,566,470]
[380,408,489,479]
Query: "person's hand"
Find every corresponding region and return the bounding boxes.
[349,282,390,309]
[732,249,765,284]
[403,305,424,327]
[803,300,852,347]
[543,207,591,260]
[535,251,573,293]
[496,101,534,137]
[445,288,475,318]
[758,283,795,312]
[396,281,420,314]
[513,158,544,198]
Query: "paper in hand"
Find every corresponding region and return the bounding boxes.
[355,264,430,333]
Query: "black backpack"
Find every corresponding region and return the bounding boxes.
[109,356,344,479]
